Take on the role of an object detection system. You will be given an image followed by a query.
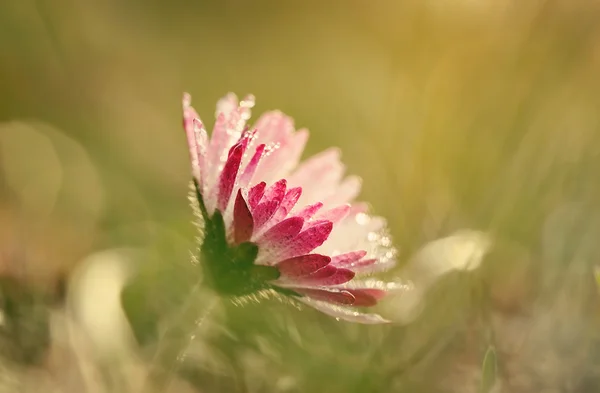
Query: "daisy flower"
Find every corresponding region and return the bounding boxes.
[183,92,397,324]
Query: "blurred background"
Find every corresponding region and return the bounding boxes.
[2,0,600,392]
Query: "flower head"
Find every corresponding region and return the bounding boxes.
[183,93,397,323]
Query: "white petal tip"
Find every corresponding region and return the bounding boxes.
[183,92,192,107]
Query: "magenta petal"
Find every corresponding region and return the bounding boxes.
[262,179,287,202]
[299,268,355,286]
[248,182,266,208]
[330,250,368,267]
[294,202,324,221]
[233,189,254,244]
[257,216,304,245]
[294,220,333,252]
[253,180,287,229]
[293,288,355,305]
[276,254,331,277]
[217,142,244,212]
[252,200,279,230]
[270,187,302,225]
[283,187,302,208]
[303,265,337,279]
[302,219,331,231]
[277,221,333,260]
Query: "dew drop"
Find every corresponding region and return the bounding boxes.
[356,212,369,225]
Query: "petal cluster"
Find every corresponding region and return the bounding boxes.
[183,93,396,323]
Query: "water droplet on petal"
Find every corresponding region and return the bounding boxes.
[356,212,370,225]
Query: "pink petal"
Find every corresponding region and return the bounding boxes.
[324,176,362,206]
[238,143,266,188]
[192,119,208,185]
[276,221,333,260]
[289,148,341,183]
[233,189,253,244]
[314,204,351,225]
[215,93,239,117]
[276,254,331,277]
[207,113,232,174]
[261,129,308,182]
[219,94,253,130]
[250,114,308,183]
[210,94,253,165]
[182,93,198,131]
[347,258,394,274]
[217,142,244,212]
[288,129,309,166]
[288,148,345,205]
[238,129,255,147]
[364,288,387,300]
[296,267,355,286]
[299,298,391,324]
[293,288,355,305]
[251,111,292,147]
[344,289,384,307]
[352,288,386,300]
[348,203,369,216]
[182,94,206,182]
[256,216,304,245]
[301,264,337,279]
[205,95,252,197]
[330,250,367,267]
[248,182,266,208]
